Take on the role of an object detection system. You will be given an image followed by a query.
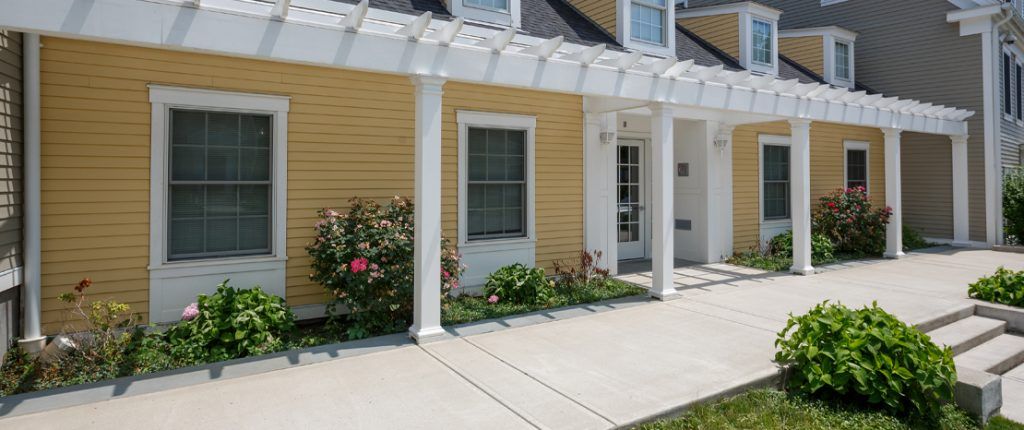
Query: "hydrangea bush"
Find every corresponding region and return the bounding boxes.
[813,187,892,255]
[306,197,463,339]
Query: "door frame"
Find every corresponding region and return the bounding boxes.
[616,137,652,260]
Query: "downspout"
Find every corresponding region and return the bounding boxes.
[18,33,44,354]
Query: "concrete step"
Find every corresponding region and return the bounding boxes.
[926,316,1007,356]
[955,334,1024,375]
[1007,362,1024,382]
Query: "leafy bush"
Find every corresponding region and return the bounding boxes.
[768,230,835,263]
[1005,168,1024,244]
[553,249,610,289]
[968,266,1024,307]
[902,225,931,251]
[813,187,891,255]
[483,263,555,306]
[164,281,296,363]
[306,197,463,339]
[775,301,956,417]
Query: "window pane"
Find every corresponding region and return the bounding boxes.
[240,115,271,148]
[171,145,205,181]
[170,185,204,218]
[207,146,239,181]
[835,42,850,80]
[763,144,790,220]
[466,127,527,240]
[752,19,773,65]
[205,218,238,253]
[172,110,206,146]
[238,217,269,251]
[207,113,240,147]
[239,185,269,216]
[631,3,664,45]
[240,148,270,181]
[846,149,867,190]
[170,219,204,255]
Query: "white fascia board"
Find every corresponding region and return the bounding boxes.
[675,1,781,20]
[1,0,967,136]
[779,26,858,41]
[947,4,1003,24]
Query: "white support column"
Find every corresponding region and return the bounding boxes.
[409,75,446,343]
[952,135,970,246]
[883,128,905,258]
[649,103,679,300]
[789,119,814,275]
[19,33,44,354]
[583,110,618,273]
[716,124,735,261]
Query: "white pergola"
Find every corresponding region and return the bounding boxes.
[3,0,973,346]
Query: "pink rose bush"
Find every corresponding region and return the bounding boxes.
[813,187,892,255]
[306,197,463,339]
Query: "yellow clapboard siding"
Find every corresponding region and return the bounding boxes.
[678,14,740,58]
[39,36,584,331]
[565,0,617,36]
[731,121,886,253]
[779,36,824,76]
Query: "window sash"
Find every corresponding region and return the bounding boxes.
[751,19,773,66]
[168,109,273,261]
[1017,62,1022,121]
[762,144,790,220]
[835,42,851,80]
[630,2,665,45]
[845,149,868,190]
[464,0,509,12]
[466,127,527,241]
[1006,53,1013,116]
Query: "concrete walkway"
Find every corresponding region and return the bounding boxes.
[2,248,1022,429]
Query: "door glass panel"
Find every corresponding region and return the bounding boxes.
[617,143,642,244]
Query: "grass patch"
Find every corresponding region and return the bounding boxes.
[634,389,1017,430]
[442,278,645,326]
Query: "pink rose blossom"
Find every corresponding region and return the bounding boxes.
[350,257,369,273]
[182,303,199,321]
[488,295,499,304]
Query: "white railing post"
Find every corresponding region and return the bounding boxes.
[409,75,446,343]
[650,103,679,300]
[789,119,814,275]
[883,128,905,258]
[951,135,971,246]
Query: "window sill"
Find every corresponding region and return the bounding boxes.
[149,255,287,278]
[460,237,536,252]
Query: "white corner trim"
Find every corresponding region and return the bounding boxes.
[455,110,537,248]
[147,85,290,321]
[758,133,791,225]
[0,266,23,294]
[843,140,870,192]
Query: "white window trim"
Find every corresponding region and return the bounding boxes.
[740,13,779,76]
[147,85,289,321]
[758,134,791,226]
[618,0,676,57]
[843,140,870,193]
[452,0,521,28]
[825,36,855,88]
[456,110,537,251]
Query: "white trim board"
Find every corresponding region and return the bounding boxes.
[147,85,290,322]
[456,110,537,287]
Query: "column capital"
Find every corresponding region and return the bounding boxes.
[717,123,736,136]
[950,134,969,145]
[881,127,902,138]
[410,75,447,91]
[788,118,812,129]
[649,102,674,117]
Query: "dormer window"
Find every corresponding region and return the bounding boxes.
[834,40,851,80]
[751,18,773,66]
[450,0,520,27]
[631,0,667,45]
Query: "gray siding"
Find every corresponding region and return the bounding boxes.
[1000,50,1024,167]
[750,0,986,242]
[0,29,23,354]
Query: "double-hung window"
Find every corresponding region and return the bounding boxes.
[464,0,508,12]
[844,141,869,191]
[835,41,851,81]
[762,144,790,220]
[168,110,272,260]
[466,127,527,240]
[631,0,667,45]
[1006,52,1013,117]
[751,18,774,66]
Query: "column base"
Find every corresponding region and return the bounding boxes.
[408,325,447,344]
[18,336,46,356]
[883,251,906,259]
[790,265,815,276]
[649,288,681,301]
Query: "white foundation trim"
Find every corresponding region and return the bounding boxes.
[147,85,290,322]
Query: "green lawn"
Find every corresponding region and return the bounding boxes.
[634,390,1023,430]
[441,278,645,326]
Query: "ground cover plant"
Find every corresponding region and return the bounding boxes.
[775,301,956,417]
[634,389,1018,430]
[968,266,1024,307]
[727,230,836,272]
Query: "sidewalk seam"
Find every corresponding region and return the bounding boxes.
[417,343,543,430]
[460,337,620,427]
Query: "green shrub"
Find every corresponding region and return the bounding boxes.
[968,267,1024,307]
[775,301,956,417]
[768,230,835,263]
[483,263,555,305]
[1005,168,1024,244]
[164,281,296,363]
[813,187,891,255]
[902,225,931,251]
[306,197,463,339]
